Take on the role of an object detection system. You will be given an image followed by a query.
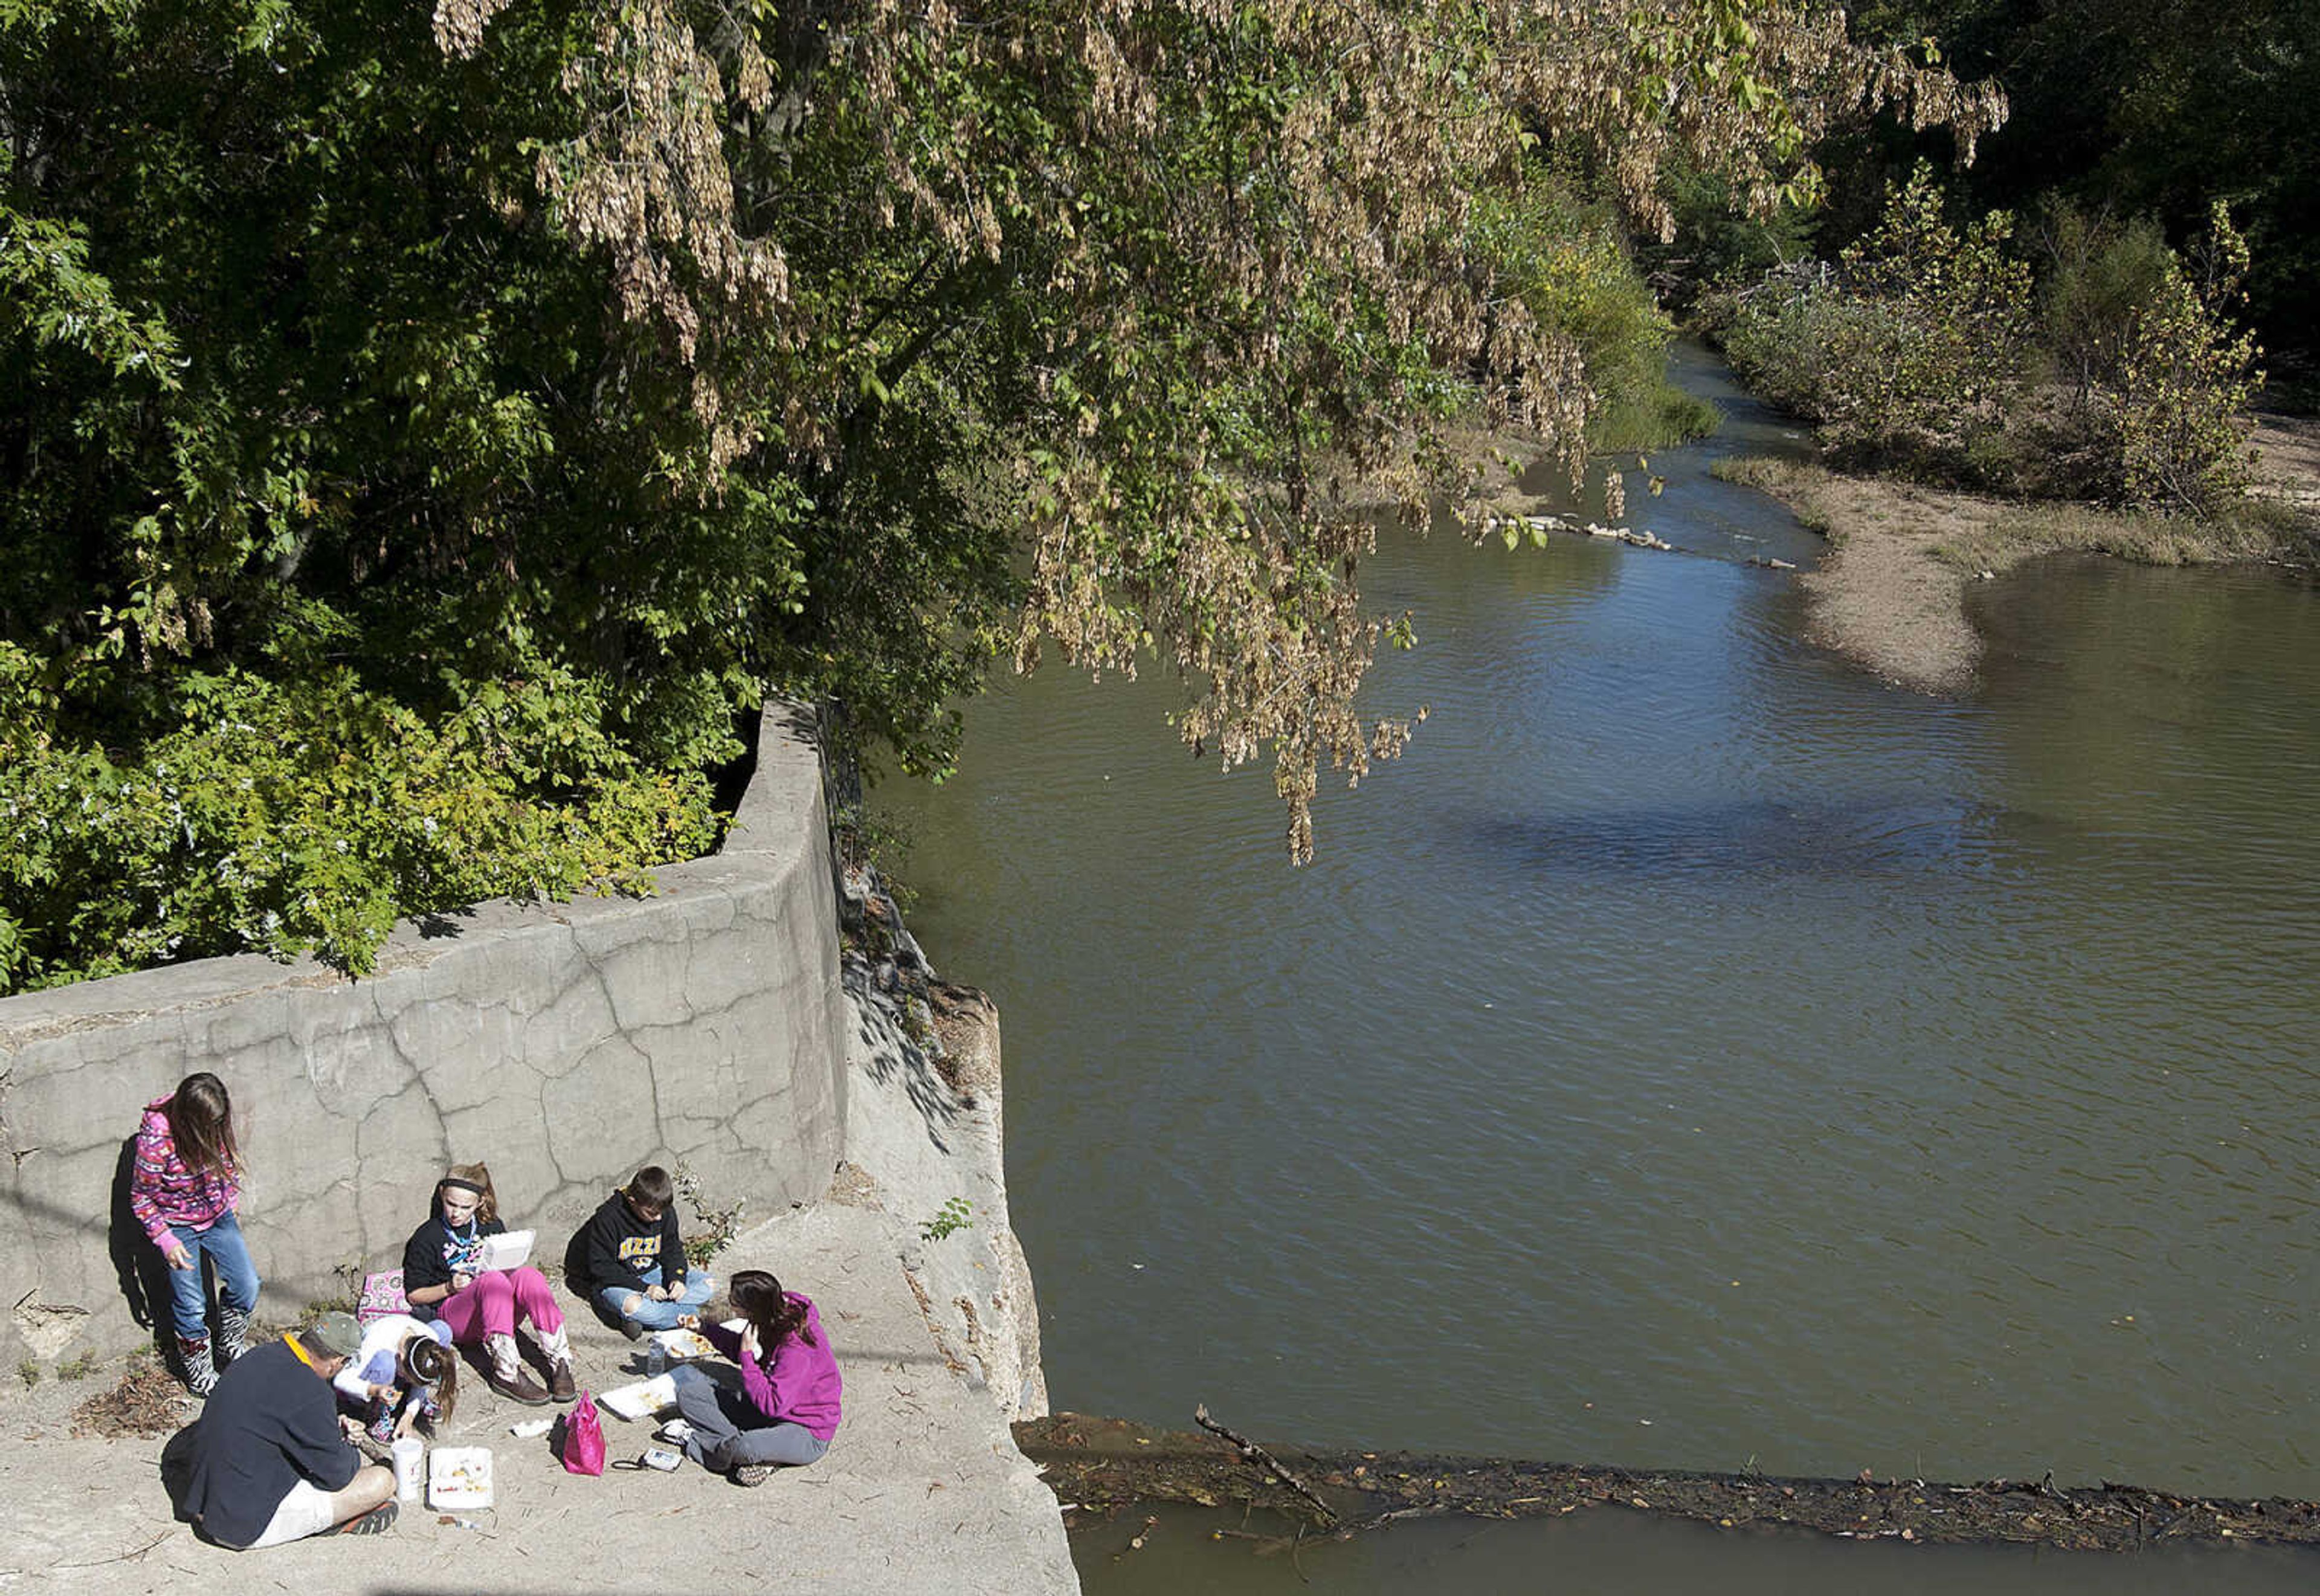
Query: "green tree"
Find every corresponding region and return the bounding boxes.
[1,0,2003,988]
[1845,0,2320,371]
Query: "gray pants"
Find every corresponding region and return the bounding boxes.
[671,1365,830,1470]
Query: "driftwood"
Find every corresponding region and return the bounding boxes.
[1016,1411,2320,1554]
[1191,1403,1337,1525]
[1480,512,1677,552]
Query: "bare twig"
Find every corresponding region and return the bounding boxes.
[52,1529,173,1569]
[1193,1404,1338,1525]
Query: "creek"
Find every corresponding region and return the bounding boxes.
[872,345,2320,1592]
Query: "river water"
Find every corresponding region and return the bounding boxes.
[872,346,2320,1591]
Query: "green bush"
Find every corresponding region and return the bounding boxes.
[1718,269,1903,429]
[2113,213,2263,516]
[1721,166,2034,469]
[2030,205,2177,406]
[0,651,718,991]
[2014,204,2263,514]
[1718,170,2261,513]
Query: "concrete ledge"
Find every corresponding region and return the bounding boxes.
[0,706,848,1368]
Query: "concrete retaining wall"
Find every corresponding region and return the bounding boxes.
[0,704,848,1368]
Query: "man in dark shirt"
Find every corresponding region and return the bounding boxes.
[179,1311,398,1547]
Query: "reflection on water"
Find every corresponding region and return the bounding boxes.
[873,352,2320,1592]
[1071,1501,2320,1594]
[1458,794,2008,881]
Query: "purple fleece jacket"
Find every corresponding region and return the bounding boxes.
[701,1293,842,1441]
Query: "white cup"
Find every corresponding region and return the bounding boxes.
[391,1437,424,1501]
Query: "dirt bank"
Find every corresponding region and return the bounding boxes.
[1718,436,2318,694]
[1018,1411,2320,1555]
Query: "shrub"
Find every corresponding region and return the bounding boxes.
[1718,265,1900,424]
[1718,166,2034,474]
[0,652,718,991]
[2110,205,2264,515]
[1719,175,2262,516]
[1835,169,2035,447]
[2029,204,2177,406]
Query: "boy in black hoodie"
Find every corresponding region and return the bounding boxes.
[575,1167,715,1338]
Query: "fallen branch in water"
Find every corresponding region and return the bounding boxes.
[1017,1412,2320,1554]
[1480,512,1677,552]
[1194,1404,1338,1525]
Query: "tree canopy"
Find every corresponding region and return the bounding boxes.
[0,0,2000,988]
[1835,0,2319,370]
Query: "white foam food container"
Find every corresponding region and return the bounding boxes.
[651,1328,717,1362]
[428,1445,495,1510]
[598,1372,679,1420]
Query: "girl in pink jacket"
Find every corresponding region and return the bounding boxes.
[129,1072,258,1396]
[661,1269,841,1485]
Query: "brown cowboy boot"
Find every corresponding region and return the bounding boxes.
[533,1323,578,1401]
[483,1333,551,1405]
[484,1363,553,1405]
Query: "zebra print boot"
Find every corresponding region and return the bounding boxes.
[175,1335,218,1397]
[214,1304,253,1368]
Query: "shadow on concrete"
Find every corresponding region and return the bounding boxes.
[843,955,963,1154]
[709,704,767,817]
[846,1347,981,1371]
[107,1135,174,1349]
[157,1420,201,1525]
[413,909,473,940]
[770,698,822,751]
[11,1161,204,1353]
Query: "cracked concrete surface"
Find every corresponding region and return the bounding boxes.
[0,707,846,1370]
[0,1202,1077,1596]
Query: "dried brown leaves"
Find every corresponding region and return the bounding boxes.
[438,0,2003,858]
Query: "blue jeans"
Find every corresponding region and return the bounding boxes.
[163,1212,260,1341]
[596,1264,714,1331]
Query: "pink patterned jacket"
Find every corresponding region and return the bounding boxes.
[128,1095,239,1243]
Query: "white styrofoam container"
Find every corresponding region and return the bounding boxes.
[598,1372,679,1420]
[428,1445,495,1510]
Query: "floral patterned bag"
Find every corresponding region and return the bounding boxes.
[356,1269,408,1326]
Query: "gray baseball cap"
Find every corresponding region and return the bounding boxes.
[306,1311,363,1359]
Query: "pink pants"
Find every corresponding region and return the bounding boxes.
[434,1266,563,1343]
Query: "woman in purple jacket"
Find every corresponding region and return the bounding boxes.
[661,1269,842,1485]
